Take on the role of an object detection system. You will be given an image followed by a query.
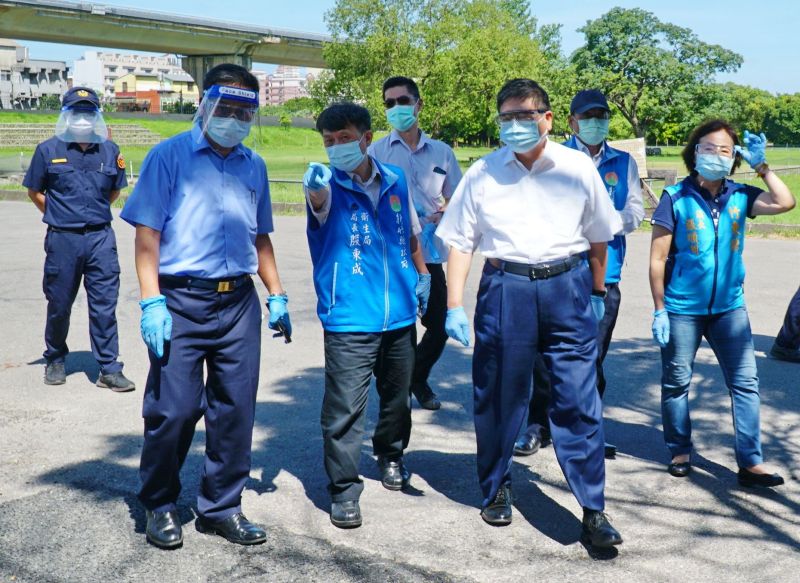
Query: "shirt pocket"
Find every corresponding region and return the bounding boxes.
[45,164,77,193]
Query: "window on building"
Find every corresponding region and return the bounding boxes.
[122,81,128,92]
[187,82,194,92]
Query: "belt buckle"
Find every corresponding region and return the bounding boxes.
[217,280,234,293]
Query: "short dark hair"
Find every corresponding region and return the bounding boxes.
[203,63,259,93]
[682,119,742,175]
[382,76,420,101]
[496,78,551,112]
[315,102,371,134]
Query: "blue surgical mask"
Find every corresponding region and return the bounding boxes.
[695,154,733,181]
[577,118,609,146]
[499,120,542,153]
[386,105,417,132]
[326,136,366,172]
[206,116,251,148]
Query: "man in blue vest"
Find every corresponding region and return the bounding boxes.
[513,89,644,459]
[303,102,430,529]
[24,86,135,391]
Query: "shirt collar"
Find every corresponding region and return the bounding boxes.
[575,137,605,161]
[67,141,99,152]
[388,128,429,152]
[347,157,381,187]
[501,139,555,173]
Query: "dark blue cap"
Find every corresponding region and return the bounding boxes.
[570,89,609,115]
[62,86,101,109]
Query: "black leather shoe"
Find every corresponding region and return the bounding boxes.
[604,442,617,459]
[480,484,512,526]
[377,456,410,490]
[582,510,623,548]
[96,371,136,393]
[330,500,362,529]
[513,433,541,457]
[411,383,441,410]
[769,343,800,363]
[668,461,691,477]
[145,510,183,549]
[195,512,266,545]
[737,467,785,488]
[44,362,66,385]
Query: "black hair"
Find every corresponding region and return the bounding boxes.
[382,76,420,101]
[496,78,551,112]
[682,119,742,175]
[315,102,371,134]
[203,63,259,93]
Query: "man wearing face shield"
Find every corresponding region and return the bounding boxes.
[23,86,135,391]
[302,102,429,529]
[121,64,290,549]
[514,89,645,460]
[369,76,463,412]
[436,79,624,548]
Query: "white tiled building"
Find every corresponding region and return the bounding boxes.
[0,39,68,110]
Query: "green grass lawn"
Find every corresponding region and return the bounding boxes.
[3,113,800,224]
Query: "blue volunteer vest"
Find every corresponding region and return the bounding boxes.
[564,136,630,283]
[306,157,419,333]
[663,178,749,315]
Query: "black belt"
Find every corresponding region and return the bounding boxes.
[159,274,252,293]
[48,222,110,234]
[488,255,582,280]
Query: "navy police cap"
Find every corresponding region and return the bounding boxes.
[62,86,101,109]
[570,89,609,115]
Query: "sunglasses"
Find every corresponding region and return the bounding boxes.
[384,95,417,109]
[214,103,257,122]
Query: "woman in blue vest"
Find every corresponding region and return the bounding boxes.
[649,119,795,486]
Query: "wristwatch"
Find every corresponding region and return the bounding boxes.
[591,289,607,299]
[755,162,770,178]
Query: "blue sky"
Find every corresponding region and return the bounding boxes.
[16,0,799,94]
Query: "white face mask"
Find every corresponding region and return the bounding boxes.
[68,114,95,139]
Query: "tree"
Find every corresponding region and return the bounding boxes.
[764,94,800,146]
[310,0,560,144]
[571,8,743,138]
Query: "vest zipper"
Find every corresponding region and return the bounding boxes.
[328,262,338,315]
[373,206,390,331]
[695,193,719,315]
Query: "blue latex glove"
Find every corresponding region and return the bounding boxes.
[416,273,432,316]
[652,309,670,348]
[420,223,442,263]
[445,306,470,347]
[266,293,292,341]
[734,130,767,169]
[303,162,332,191]
[591,295,606,322]
[139,294,172,358]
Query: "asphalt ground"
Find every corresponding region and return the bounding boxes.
[0,200,798,582]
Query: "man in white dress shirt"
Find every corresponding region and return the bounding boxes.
[370,76,463,411]
[436,78,624,548]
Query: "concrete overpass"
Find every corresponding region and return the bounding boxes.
[0,0,330,84]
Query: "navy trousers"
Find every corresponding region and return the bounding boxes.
[412,263,449,391]
[42,226,122,374]
[520,282,621,440]
[473,261,605,511]
[775,285,800,350]
[138,279,261,522]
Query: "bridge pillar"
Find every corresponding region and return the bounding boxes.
[181,54,253,90]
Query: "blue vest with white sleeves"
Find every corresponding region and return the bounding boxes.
[663,179,749,315]
[306,157,419,333]
[563,135,630,283]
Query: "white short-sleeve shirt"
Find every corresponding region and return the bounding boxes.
[435,141,622,263]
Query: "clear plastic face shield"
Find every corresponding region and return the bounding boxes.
[55,105,108,144]
[194,84,260,148]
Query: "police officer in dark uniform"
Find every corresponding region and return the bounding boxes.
[23,86,135,391]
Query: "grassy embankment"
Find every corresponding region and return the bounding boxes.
[2,113,799,226]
